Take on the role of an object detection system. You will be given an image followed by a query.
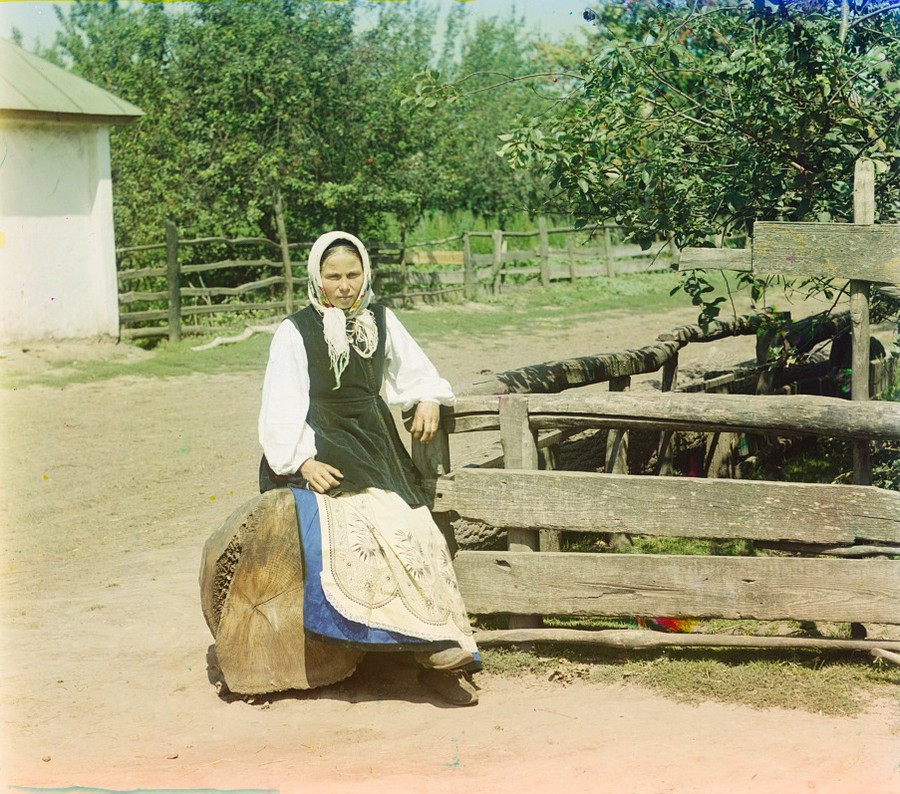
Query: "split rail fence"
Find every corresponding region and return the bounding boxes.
[116,220,671,341]
[410,159,899,654]
[411,323,899,653]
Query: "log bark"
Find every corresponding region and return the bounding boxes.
[199,490,363,695]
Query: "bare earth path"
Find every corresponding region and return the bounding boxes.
[1,304,897,793]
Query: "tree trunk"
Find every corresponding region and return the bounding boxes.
[199,489,363,695]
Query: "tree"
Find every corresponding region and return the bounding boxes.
[491,0,899,322]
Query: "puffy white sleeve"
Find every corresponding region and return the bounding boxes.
[258,319,318,475]
[383,308,455,410]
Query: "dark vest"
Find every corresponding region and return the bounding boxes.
[258,303,427,507]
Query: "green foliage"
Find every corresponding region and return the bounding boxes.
[752,436,900,490]
[492,0,900,324]
[48,0,557,250]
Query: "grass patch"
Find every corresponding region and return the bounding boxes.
[1,332,274,389]
[563,534,755,556]
[479,645,900,716]
[396,271,693,341]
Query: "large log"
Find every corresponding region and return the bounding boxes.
[199,489,363,695]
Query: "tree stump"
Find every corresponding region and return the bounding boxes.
[199,488,363,695]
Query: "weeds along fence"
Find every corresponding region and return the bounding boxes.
[410,312,900,653]
[116,220,671,341]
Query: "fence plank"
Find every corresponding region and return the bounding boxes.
[524,392,900,441]
[453,551,900,623]
[121,301,288,323]
[118,266,167,282]
[181,260,285,275]
[679,248,752,272]
[449,391,900,441]
[753,221,900,282]
[472,628,900,652]
[443,469,900,544]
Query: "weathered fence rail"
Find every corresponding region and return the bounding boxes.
[116,220,672,341]
[412,386,899,650]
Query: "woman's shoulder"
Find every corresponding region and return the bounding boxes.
[286,304,320,331]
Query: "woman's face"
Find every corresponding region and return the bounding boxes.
[320,250,364,310]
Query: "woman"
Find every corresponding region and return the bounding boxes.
[258,230,480,706]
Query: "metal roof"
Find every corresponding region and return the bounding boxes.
[0,37,143,125]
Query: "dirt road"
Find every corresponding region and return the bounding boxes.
[1,304,896,793]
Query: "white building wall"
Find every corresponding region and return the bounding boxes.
[0,118,120,344]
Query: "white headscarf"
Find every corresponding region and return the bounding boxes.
[307,230,378,389]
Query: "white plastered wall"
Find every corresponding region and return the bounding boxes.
[0,118,120,344]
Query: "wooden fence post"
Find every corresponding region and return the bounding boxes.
[499,395,542,629]
[273,187,294,315]
[165,220,181,343]
[411,426,456,556]
[603,224,615,278]
[491,229,504,294]
[463,232,474,300]
[566,232,576,282]
[538,216,550,287]
[605,375,632,552]
[399,222,409,306]
[851,158,873,486]
[657,354,679,476]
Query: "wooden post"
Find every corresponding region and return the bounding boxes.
[566,232,577,282]
[851,158,874,485]
[491,229,504,294]
[499,395,542,629]
[538,216,550,287]
[463,232,474,300]
[165,220,181,343]
[705,382,737,479]
[657,354,679,476]
[411,426,457,556]
[399,222,408,307]
[273,187,294,315]
[603,224,615,278]
[605,376,632,552]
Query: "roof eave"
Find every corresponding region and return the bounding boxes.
[0,108,143,126]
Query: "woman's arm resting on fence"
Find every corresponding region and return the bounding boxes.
[258,320,318,475]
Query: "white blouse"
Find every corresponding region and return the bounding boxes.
[258,307,455,476]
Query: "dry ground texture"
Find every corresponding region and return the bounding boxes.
[1,296,898,793]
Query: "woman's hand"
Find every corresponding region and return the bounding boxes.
[410,401,440,444]
[300,458,344,493]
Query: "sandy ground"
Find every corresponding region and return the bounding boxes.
[1,303,897,793]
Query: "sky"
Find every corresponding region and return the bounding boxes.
[0,0,593,50]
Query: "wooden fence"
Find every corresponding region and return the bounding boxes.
[410,314,900,652]
[116,220,671,341]
[407,159,900,653]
